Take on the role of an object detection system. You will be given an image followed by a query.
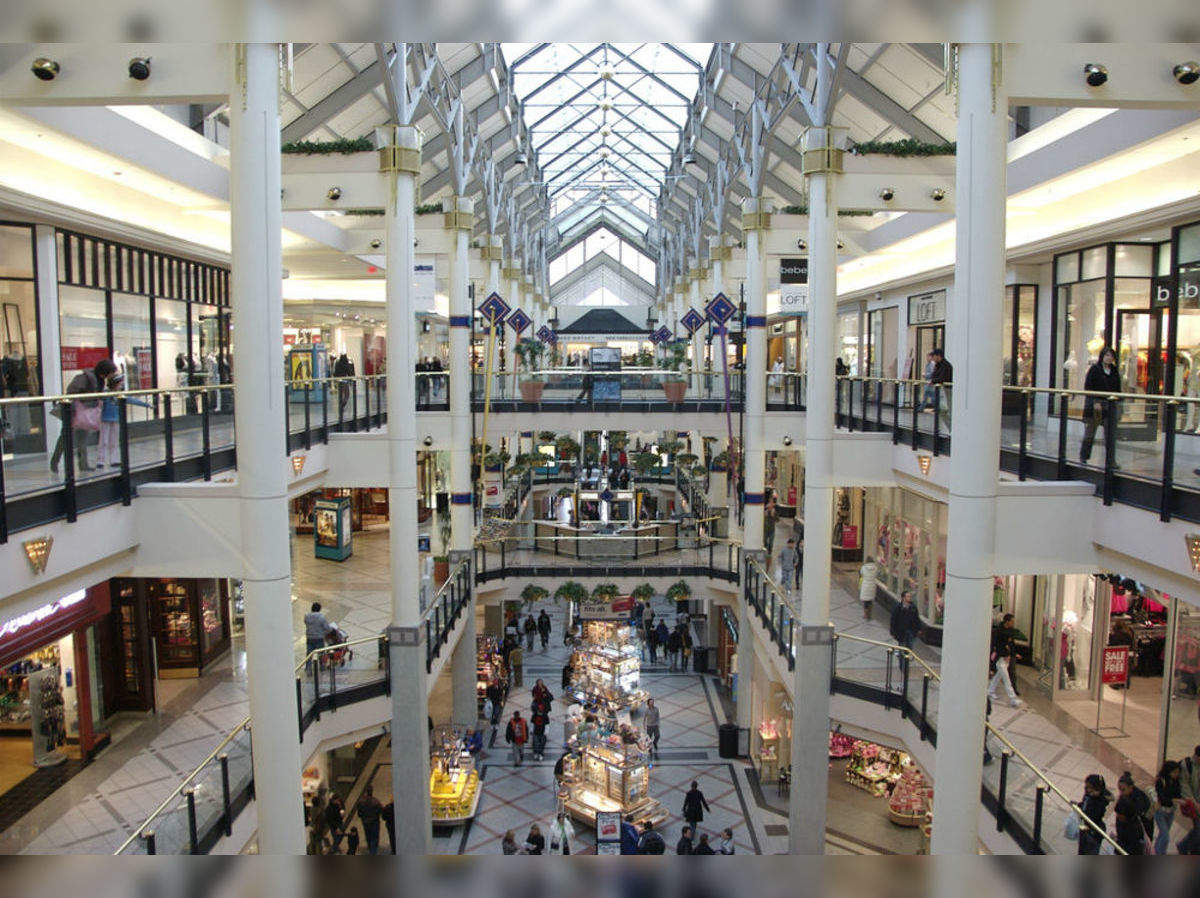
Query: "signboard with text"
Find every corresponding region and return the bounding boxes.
[60,346,110,373]
[780,258,808,284]
[1101,645,1130,685]
[907,290,946,326]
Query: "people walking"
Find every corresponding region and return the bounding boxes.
[987,613,1024,708]
[523,615,537,651]
[655,620,670,664]
[1114,771,1152,855]
[548,812,574,855]
[889,590,921,649]
[858,561,878,620]
[667,626,683,672]
[636,820,666,854]
[1079,347,1121,466]
[682,780,711,832]
[644,698,661,756]
[355,785,384,855]
[778,538,799,595]
[532,679,554,710]
[537,609,552,650]
[304,602,336,672]
[763,494,778,555]
[1076,774,1112,855]
[1154,760,1182,855]
[50,358,116,475]
[505,710,529,765]
[647,617,660,664]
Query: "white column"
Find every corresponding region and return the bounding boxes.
[689,270,704,390]
[33,225,62,460]
[742,197,769,551]
[736,588,754,729]
[229,42,304,855]
[790,124,840,855]
[381,123,433,853]
[931,41,1007,856]
[448,199,473,551]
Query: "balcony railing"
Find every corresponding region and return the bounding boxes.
[114,557,471,855]
[470,368,744,411]
[741,555,1124,855]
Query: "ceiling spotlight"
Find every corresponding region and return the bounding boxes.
[127,57,151,80]
[930,187,946,202]
[796,238,807,251]
[836,239,845,250]
[513,151,528,166]
[369,237,382,250]
[878,186,895,202]
[1083,63,1108,87]
[31,57,60,81]
[782,436,793,447]
[599,99,613,111]
[423,435,434,447]
[1174,62,1200,85]
[327,186,343,201]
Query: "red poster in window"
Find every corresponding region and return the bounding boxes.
[1101,645,1130,685]
[134,347,154,389]
[60,346,110,372]
[841,525,859,549]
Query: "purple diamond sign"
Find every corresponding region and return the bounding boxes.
[680,308,705,335]
[507,308,532,335]
[477,291,511,325]
[705,292,736,325]
[536,325,552,344]
[653,326,673,344]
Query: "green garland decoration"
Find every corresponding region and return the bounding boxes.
[340,201,443,217]
[848,138,956,157]
[415,202,444,215]
[778,204,873,217]
[281,136,375,155]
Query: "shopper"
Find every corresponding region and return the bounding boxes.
[655,620,670,663]
[575,360,594,402]
[304,603,336,672]
[344,825,360,856]
[647,618,660,664]
[667,626,683,672]
[548,812,574,855]
[917,351,937,411]
[778,538,799,595]
[1079,347,1121,466]
[928,348,953,434]
[523,615,537,651]
[505,710,529,765]
[98,373,151,467]
[524,823,545,855]
[682,781,711,831]
[537,609,552,649]
[693,833,715,854]
[717,827,735,854]
[1179,799,1200,854]
[1181,745,1200,801]
[858,561,878,620]
[636,820,666,854]
[1114,772,1151,855]
[530,704,548,761]
[486,680,504,726]
[50,357,116,475]
[532,679,554,710]
[356,785,384,856]
[561,659,574,692]
[763,494,778,555]
[676,825,694,855]
[644,698,661,756]
[1076,774,1112,855]
[1155,760,1183,855]
[681,628,694,672]
[464,728,483,756]
[381,799,395,854]
[890,590,922,649]
[987,613,1024,708]
[501,830,520,855]
[620,818,641,855]
[324,794,346,850]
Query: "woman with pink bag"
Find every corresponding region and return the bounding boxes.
[50,357,115,475]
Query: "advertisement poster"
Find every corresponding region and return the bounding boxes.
[841,525,859,549]
[314,506,338,548]
[1101,646,1130,685]
[134,347,154,389]
[290,350,312,382]
[60,346,111,373]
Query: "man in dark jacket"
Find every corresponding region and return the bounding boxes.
[333,353,354,417]
[1080,347,1121,466]
[636,820,666,854]
[676,825,694,855]
[889,590,922,649]
[987,613,1023,708]
[537,610,552,649]
[682,781,711,831]
[928,349,953,433]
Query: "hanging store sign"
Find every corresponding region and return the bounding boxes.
[0,585,110,668]
[907,290,946,326]
[1101,645,1130,685]
[577,597,634,620]
[413,257,436,311]
[780,258,808,284]
[780,285,809,316]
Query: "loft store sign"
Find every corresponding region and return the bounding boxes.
[0,590,87,640]
[907,290,946,326]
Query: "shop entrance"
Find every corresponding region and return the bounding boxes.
[1115,308,1164,441]
[913,324,945,369]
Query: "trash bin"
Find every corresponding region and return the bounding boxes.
[691,647,710,674]
[718,723,739,758]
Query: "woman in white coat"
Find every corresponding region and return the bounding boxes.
[858,561,879,621]
[548,811,575,855]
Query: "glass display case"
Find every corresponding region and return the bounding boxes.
[429,725,480,825]
[571,642,647,712]
[561,732,666,827]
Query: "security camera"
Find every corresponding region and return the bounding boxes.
[423,435,433,446]
[127,57,151,80]
[795,238,807,251]
[930,187,946,202]
[782,436,793,447]
[1083,63,1108,87]
[326,186,343,201]
[878,186,895,202]
[369,237,382,250]
[1174,62,1200,85]
[31,58,60,81]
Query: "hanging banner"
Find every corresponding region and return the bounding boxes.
[507,308,532,335]
[413,256,436,312]
[681,308,706,335]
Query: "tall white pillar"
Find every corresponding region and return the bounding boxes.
[448,198,474,551]
[380,123,433,853]
[790,121,841,854]
[742,197,769,550]
[229,42,305,855]
[931,41,1007,855]
[33,225,62,460]
[689,269,704,388]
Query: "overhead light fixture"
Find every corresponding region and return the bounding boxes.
[327,186,343,201]
[31,58,60,81]
[291,454,306,476]
[513,151,528,166]
[127,57,151,80]
[1174,62,1200,85]
[782,436,793,447]
[423,435,434,446]
[23,536,53,574]
[369,237,382,249]
[598,99,613,111]
[878,186,895,202]
[796,238,807,251]
[1083,63,1108,87]
[1187,533,1200,574]
[917,454,932,476]
[930,187,946,202]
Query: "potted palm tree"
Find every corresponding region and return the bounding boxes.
[521,583,549,610]
[666,579,692,614]
[554,435,580,468]
[515,338,546,402]
[554,581,588,605]
[631,583,655,605]
[633,449,660,478]
[591,583,621,601]
[658,342,689,402]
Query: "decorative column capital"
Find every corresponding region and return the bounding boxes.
[480,234,504,261]
[444,195,474,231]
[800,126,848,176]
[375,125,422,175]
[741,196,773,231]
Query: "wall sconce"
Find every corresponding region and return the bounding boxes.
[23,536,53,574]
[917,454,932,476]
[291,454,306,476]
[782,436,793,446]
[1186,534,1200,574]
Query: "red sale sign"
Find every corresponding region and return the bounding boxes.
[1101,645,1130,685]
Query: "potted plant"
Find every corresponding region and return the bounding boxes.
[631,583,655,605]
[538,430,557,445]
[658,342,689,402]
[636,348,653,367]
[633,449,660,477]
[433,554,450,586]
[591,583,621,601]
[710,450,730,472]
[521,583,549,610]
[554,435,580,466]
[515,338,547,402]
[554,581,588,604]
[665,579,691,613]
[556,486,574,499]
[675,452,699,471]
[483,450,509,472]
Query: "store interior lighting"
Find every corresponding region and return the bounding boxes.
[1186,533,1200,574]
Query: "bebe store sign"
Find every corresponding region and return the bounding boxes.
[779,258,809,315]
[1155,269,1200,307]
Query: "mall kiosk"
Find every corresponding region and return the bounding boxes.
[429,725,481,826]
[560,731,666,829]
[570,619,648,714]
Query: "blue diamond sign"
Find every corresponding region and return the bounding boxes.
[680,308,705,335]
[654,326,673,344]
[536,325,552,344]
[648,329,661,345]
[478,291,511,325]
[507,308,532,335]
[706,292,737,325]
[599,488,615,503]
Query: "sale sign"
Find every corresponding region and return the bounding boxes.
[1101,645,1130,685]
[60,346,110,373]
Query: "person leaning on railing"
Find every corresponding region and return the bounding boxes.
[50,358,117,475]
[1079,347,1121,467]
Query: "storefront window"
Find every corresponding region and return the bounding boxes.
[1167,602,1200,763]
[155,297,189,411]
[1058,573,1097,694]
[1002,285,1037,388]
[1056,280,1106,412]
[111,292,153,422]
[58,285,109,382]
[865,487,946,626]
[838,311,860,374]
[1,224,42,451]
[867,307,898,379]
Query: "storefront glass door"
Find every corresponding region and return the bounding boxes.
[1115,308,1163,441]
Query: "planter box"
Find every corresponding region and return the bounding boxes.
[519,381,545,402]
[662,380,687,402]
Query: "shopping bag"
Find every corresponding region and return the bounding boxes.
[72,401,102,432]
[1099,836,1116,855]
[1063,809,1081,841]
